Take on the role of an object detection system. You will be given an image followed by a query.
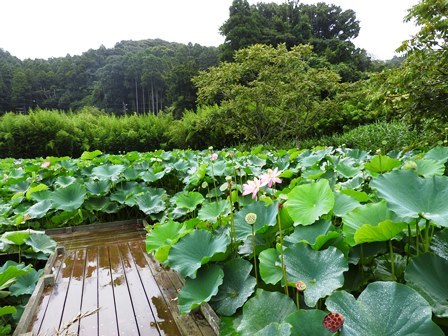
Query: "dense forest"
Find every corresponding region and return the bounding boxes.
[0,0,446,155]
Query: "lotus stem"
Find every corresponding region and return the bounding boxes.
[227,178,237,254]
[424,219,430,253]
[415,220,419,256]
[251,224,259,286]
[296,289,300,310]
[277,209,289,296]
[389,240,395,280]
[407,224,412,263]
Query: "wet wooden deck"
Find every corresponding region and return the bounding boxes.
[26,222,216,336]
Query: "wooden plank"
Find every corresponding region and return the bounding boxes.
[59,248,87,334]
[97,245,119,336]
[117,243,161,336]
[79,246,99,335]
[129,241,204,336]
[37,250,76,335]
[127,242,184,336]
[108,244,140,335]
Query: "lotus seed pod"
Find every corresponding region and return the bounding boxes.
[245,212,257,225]
[323,312,345,333]
[295,281,307,292]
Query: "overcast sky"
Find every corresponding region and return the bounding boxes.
[1,0,419,61]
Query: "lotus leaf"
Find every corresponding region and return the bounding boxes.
[80,150,102,160]
[284,310,333,336]
[49,182,86,211]
[173,191,204,212]
[135,193,166,215]
[364,155,401,174]
[333,192,361,217]
[55,176,77,187]
[326,281,444,336]
[178,265,224,314]
[26,200,53,219]
[284,243,348,307]
[258,248,283,285]
[168,229,229,278]
[10,268,43,296]
[25,184,48,200]
[235,289,296,336]
[343,201,406,246]
[284,219,340,250]
[91,164,125,180]
[85,180,110,195]
[211,259,256,316]
[25,233,56,255]
[234,201,278,241]
[424,146,448,162]
[198,200,231,223]
[430,228,448,261]
[285,179,334,226]
[371,170,448,227]
[414,159,446,177]
[253,322,291,336]
[405,253,448,317]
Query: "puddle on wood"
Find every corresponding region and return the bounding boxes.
[152,296,182,336]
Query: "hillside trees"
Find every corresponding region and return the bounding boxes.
[193,44,344,144]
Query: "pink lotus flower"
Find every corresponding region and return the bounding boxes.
[211,153,218,161]
[242,177,263,199]
[260,167,282,188]
[41,161,51,168]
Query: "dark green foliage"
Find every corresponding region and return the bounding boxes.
[299,121,419,152]
[0,108,172,158]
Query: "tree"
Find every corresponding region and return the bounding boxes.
[368,0,448,127]
[193,44,342,143]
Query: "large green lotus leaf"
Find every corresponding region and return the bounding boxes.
[415,159,446,177]
[284,310,333,336]
[178,265,224,314]
[339,189,370,203]
[220,315,242,336]
[211,259,256,316]
[333,192,361,217]
[326,281,444,336]
[25,233,56,255]
[135,193,166,215]
[371,170,448,227]
[234,201,278,241]
[259,248,282,285]
[139,170,165,183]
[84,197,111,211]
[146,221,192,263]
[85,180,110,195]
[197,199,231,223]
[0,305,16,319]
[80,150,102,160]
[430,228,448,261]
[26,200,53,219]
[25,183,48,200]
[373,253,407,282]
[55,176,77,187]
[424,146,448,162]
[236,289,296,336]
[405,253,448,317]
[343,201,403,246]
[254,323,292,336]
[91,164,125,180]
[1,230,40,246]
[335,158,360,179]
[168,229,230,279]
[173,191,204,212]
[285,179,334,226]
[364,155,401,174]
[354,220,408,245]
[284,219,340,250]
[284,244,348,307]
[49,182,86,211]
[10,268,43,296]
[0,264,31,291]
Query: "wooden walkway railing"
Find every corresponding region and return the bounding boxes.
[16,222,217,336]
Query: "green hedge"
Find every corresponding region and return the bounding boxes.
[0,108,173,158]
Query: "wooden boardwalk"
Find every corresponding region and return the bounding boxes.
[26,222,216,336]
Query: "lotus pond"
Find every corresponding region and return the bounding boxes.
[1,146,448,335]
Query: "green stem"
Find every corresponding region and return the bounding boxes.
[277,210,289,296]
[415,220,420,256]
[389,240,395,280]
[251,225,258,286]
[360,244,364,281]
[424,219,430,253]
[296,289,300,310]
[228,183,236,254]
[407,224,412,264]
[210,163,218,204]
